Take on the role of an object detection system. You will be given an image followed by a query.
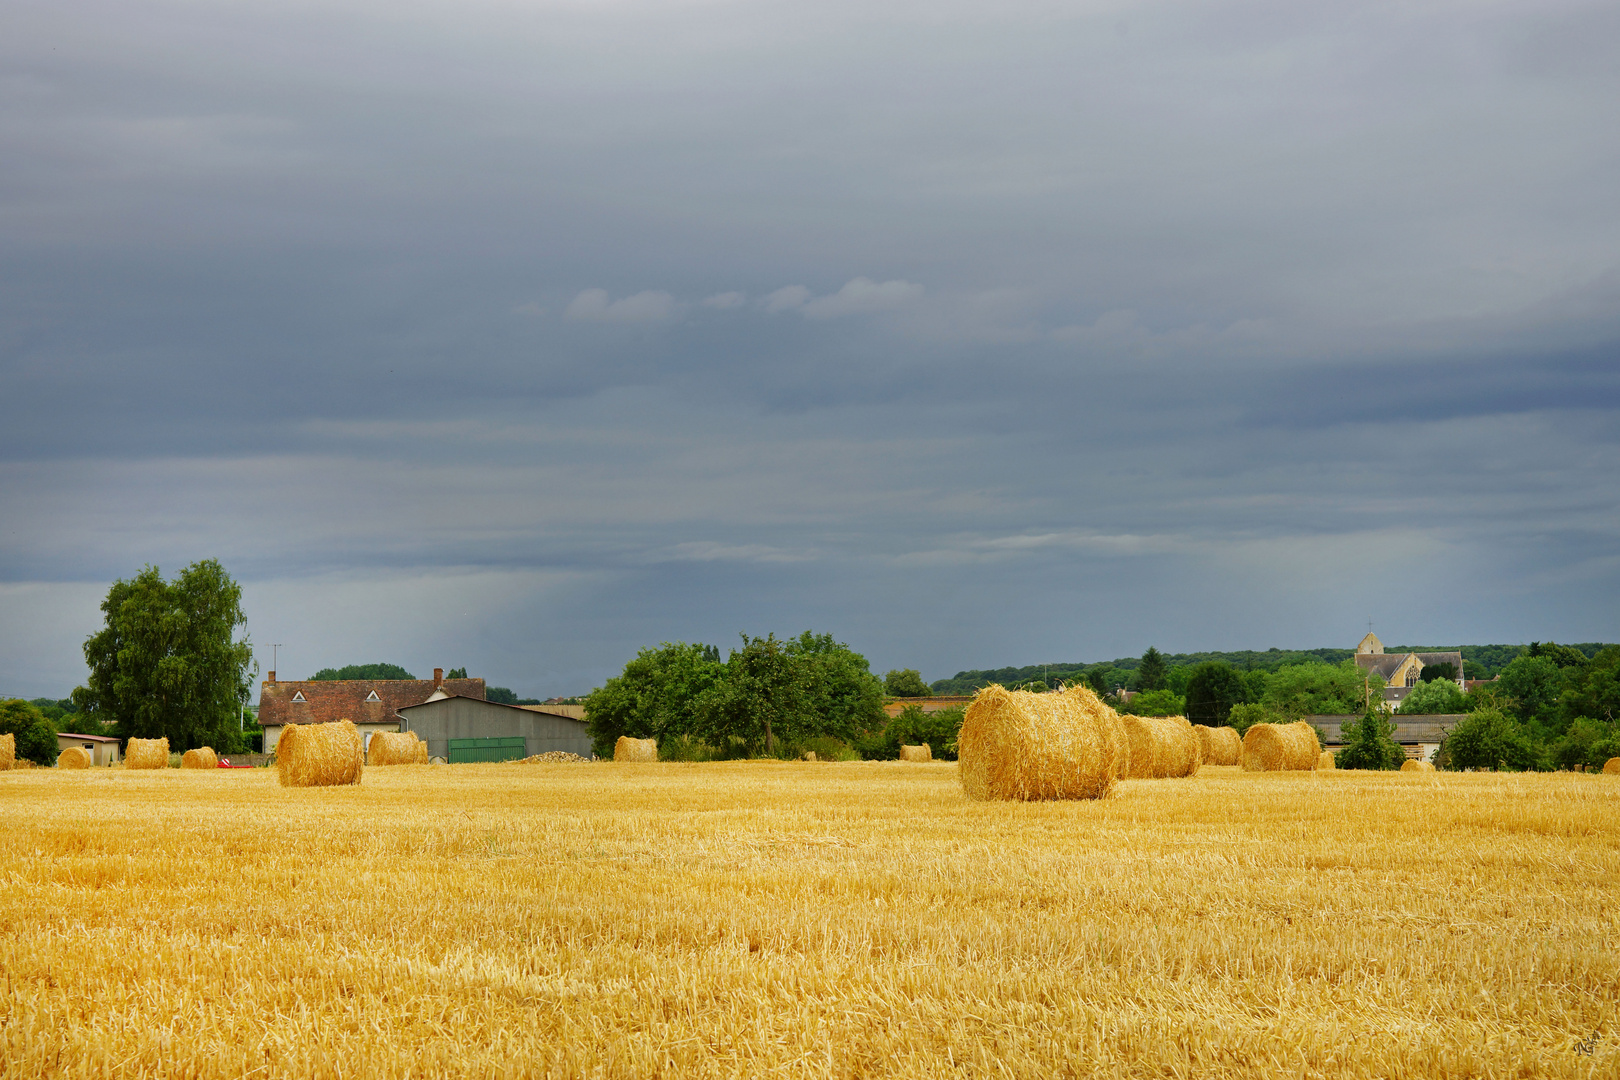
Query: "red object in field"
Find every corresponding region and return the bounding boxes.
[216,758,252,769]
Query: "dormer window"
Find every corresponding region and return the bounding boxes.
[365,691,381,702]
[292,691,307,702]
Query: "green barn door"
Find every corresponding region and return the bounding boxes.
[446,737,527,763]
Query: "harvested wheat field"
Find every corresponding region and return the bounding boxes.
[2,764,1617,1079]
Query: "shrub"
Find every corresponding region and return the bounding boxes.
[1398,678,1466,715]
[1335,712,1407,770]
[1226,703,1274,737]
[1118,689,1185,718]
[1441,708,1548,771]
[1549,718,1619,771]
[856,705,964,761]
[0,700,59,765]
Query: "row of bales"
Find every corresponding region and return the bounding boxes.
[957,683,1340,801]
[609,735,938,762]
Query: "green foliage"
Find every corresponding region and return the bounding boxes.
[484,686,540,706]
[583,642,726,758]
[73,560,256,754]
[309,663,416,681]
[1398,678,1467,715]
[1440,708,1547,772]
[0,699,59,764]
[1262,661,1374,717]
[1526,641,1589,668]
[856,705,964,761]
[446,666,468,679]
[1118,689,1185,717]
[1558,646,1620,727]
[694,634,811,756]
[1082,669,1113,697]
[1463,660,1488,680]
[1548,718,1620,771]
[1495,655,1564,730]
[656,734,724,762]
[1225,703,1274,736]
[1136,647,1169,692]
[1184,662,1249,725]
[1418,662,1457,684]
[790,735,862,762]
[782,632,888,743]
[1336,712,1407,770]
[883,669,930,697]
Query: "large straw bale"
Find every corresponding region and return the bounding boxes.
[181,747,218,769]
[125,737,170,770]
[957,684,1127,801]
[0,732,13,771]
[614,736,658,762]
[367,731,424,766]
[898,744,932,762]
[1317,751,1336,770]
[1602,757,1620,775]
[277,720,364,787]
[1400,759,1435,773]
[1120,715,1201,778]
[1241,722,1319,771]
[57,746,92,769]
[1194,725,1242,766]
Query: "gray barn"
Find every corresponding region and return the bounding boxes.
[397,696,593,761]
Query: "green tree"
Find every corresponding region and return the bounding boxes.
[1083,668,1114,698]
[1558,646,1620,727]
[309,663,415,681]
[694,634,813,756]
[1418,662,1457,683]
[784,632,887,743]
[0,699,59,764]
[445,667,468,679]
[73,561,256,753]
[1526,641,1589,669]
[1335,711,1407,770]
[583,642,726,757]
[1136,647,1169,691]
[1549,718,1619,771]
[1118,689,1185,717]
[1262,661,1374,717]
[1397,678,1467,715]
[1495,655,1565,732]
[1226,702,1274,736]
[858,704,965,761]
[1184,662,1249,725]
[1440,708,1546,771]
[883,668,931,697]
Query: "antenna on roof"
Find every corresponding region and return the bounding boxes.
[270,644,283,678]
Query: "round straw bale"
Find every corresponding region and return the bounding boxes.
[801,750,818,762]
[898,743,932,762]
[613,736,657,762]
[0,731,14,771]
[1400,759,1435,773]
[414,739,429,764]
[1602,757,1620,774]
[57,746,92,769]
[277,720,364,787]
[181,747,218,769]
[1120,716,1162,778]
[1240,722,1319,771]
[1317,750,1336,770]
[957,683,1127,801]
[1193,725,1242,766]
[124,737,170,770]
[1121,715,1200,778]
[367,731,424,766]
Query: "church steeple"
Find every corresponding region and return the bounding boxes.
[1356,631,1383,655]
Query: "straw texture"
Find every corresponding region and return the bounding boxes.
[181,747,218,769]
[125,737,170,770]
[277,720,364,787]
[898,744,932,762]
[1401,759,1436,773]
[614,736,658,762]
[367,731,424,766]
[1121,716,1201,778]
[957,684,1127,801]
[0,732,13,771]
[1317,751,1336,770]
[57,747,92,769]
[1602,757,1620,775]
[1240,722,1320,772]
[1194,725,1242,766]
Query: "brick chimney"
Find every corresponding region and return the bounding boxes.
[433,667,443,688]
[267,671,276,684]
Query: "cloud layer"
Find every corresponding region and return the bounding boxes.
[1,0,1616,696]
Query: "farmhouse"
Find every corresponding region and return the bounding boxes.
[55,732,121,766]
[257,668,486,754]
[1352,633,1464,709]
[398,696,592,762]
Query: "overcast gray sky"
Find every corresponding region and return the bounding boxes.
[2,0,1617,698]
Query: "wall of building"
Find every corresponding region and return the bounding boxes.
[399,699,593,760]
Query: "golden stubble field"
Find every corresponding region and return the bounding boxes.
[2,762,1617,1079]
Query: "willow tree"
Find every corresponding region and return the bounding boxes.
[72,560,256,752]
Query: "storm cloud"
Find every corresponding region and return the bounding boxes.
[2,0,1617,696]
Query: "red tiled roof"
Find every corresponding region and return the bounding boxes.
[258,678,486,728]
